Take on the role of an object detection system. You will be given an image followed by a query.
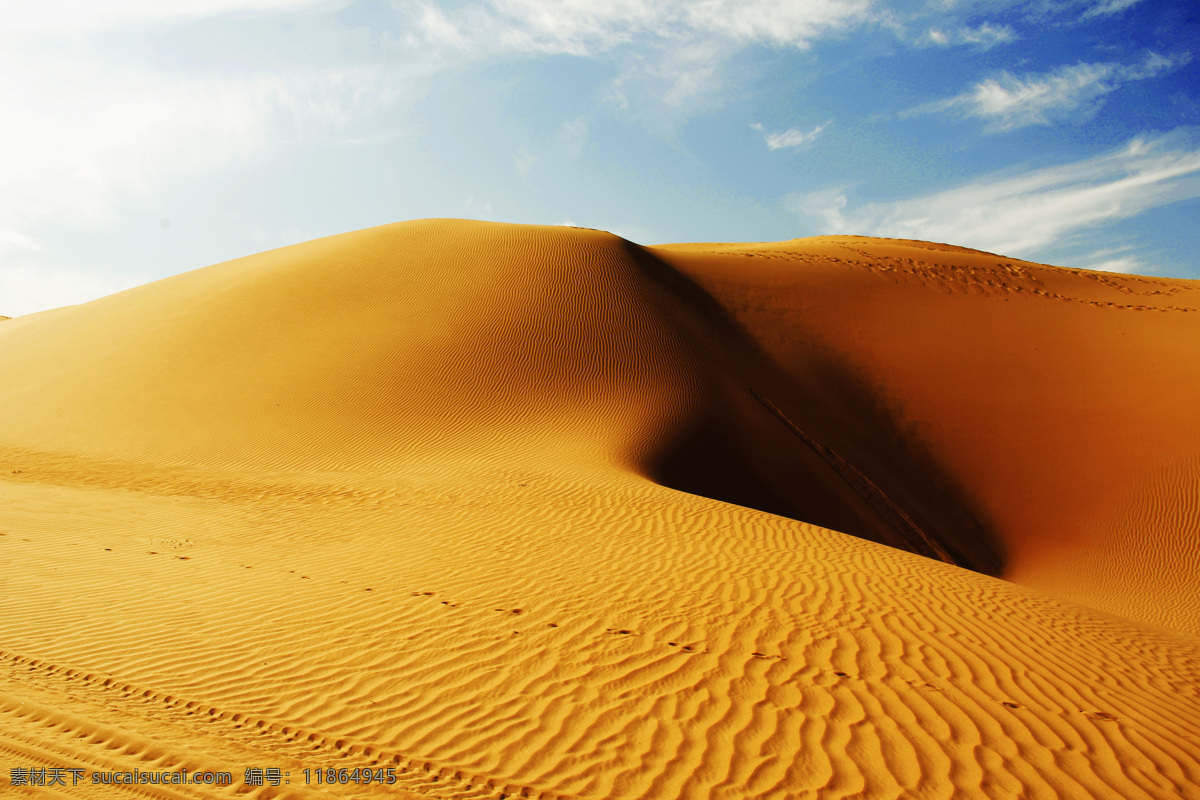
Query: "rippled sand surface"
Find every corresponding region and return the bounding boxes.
[2,220,1198,799]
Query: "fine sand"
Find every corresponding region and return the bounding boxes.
[1,219,1198,799]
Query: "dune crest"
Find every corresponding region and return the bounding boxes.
[2,220,1198,799]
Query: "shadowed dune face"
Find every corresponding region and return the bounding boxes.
[628,246,1005,574]
[651,235,1200,633]
[2,220,1200,800]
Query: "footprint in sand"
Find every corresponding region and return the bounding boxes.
[1085,711,1119,722]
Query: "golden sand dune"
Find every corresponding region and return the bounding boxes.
[1,219,1198,799]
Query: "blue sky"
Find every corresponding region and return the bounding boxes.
[1,0,1197,316]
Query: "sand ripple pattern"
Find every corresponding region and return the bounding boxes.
[3,222,1200,799]
[3,461,1199,799]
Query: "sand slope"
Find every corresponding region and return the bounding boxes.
[651,236,1200,633]
[1,220,1199,799]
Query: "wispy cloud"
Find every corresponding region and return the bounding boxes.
[979,0,1146,24]
[0,262,138,318]
[790,135,1200,258]
[911,52,1189,131]
[1080,255,1143,273]
[463,196,494,220]
[1080,0,1144,19]
[412,0,873,56]
[0,0,340,32]
[918,22,1016,49]
[753,120,830,150]
[0,230,43,254]
[0,0,423,251]
[0,55,407,225]
[0,1,424,316]
[409,0,872,118]
[682,0,874,46]
[558,118,589,157]
[514,147,538,179]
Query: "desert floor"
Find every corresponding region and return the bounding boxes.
[2,220,1198,799]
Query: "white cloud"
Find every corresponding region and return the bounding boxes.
[1080,0,1144,18]
[0,262,138,318]
[919,22,1016,49]
[789,184,853,231]
[463,196,494,220]
[406,0,872,124]
[961,62,1113,129]
[558,118,589,157]
[758,120,830,150]
[0,2,425,316]
[412,0,872,56]
[0,0,341,32]
[1080,256,1142,273]
[927,0,1145,24]
[654,38,729,108]
[514,147,538,179]
[0,32,413,245]
[0,57,405,219]
[924,27,949,45]
[1074,245,1144,274]
[913,52,1188,131]
[0,230,44,254]
[790,135,1200,258]
[682,0,873,47]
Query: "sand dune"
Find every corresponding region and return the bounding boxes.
[2,219,1198,799]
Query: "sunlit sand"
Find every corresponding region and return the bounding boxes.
[2,219,1198,798]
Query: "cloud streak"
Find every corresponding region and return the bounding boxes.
[0,2,424,316]
[0,56,406,226]
[0,0,426,242]
[412,0,873,56]
[754,120,830,150]
[911,52,1189,131]
[0,0,340,32]
[918,22,1016,49]
[407,0,875,118]
[791,135,1200,258]
[1080,0,1144,19]
[0,261,138,318]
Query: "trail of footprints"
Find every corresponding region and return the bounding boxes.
[406,590,1120,721]
[724,243,1200,312]
[0,650,565,800]
[1,556,1129,798]
[0,583,724,800]
[390,589,1057,713]
[15,531,1130,723]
